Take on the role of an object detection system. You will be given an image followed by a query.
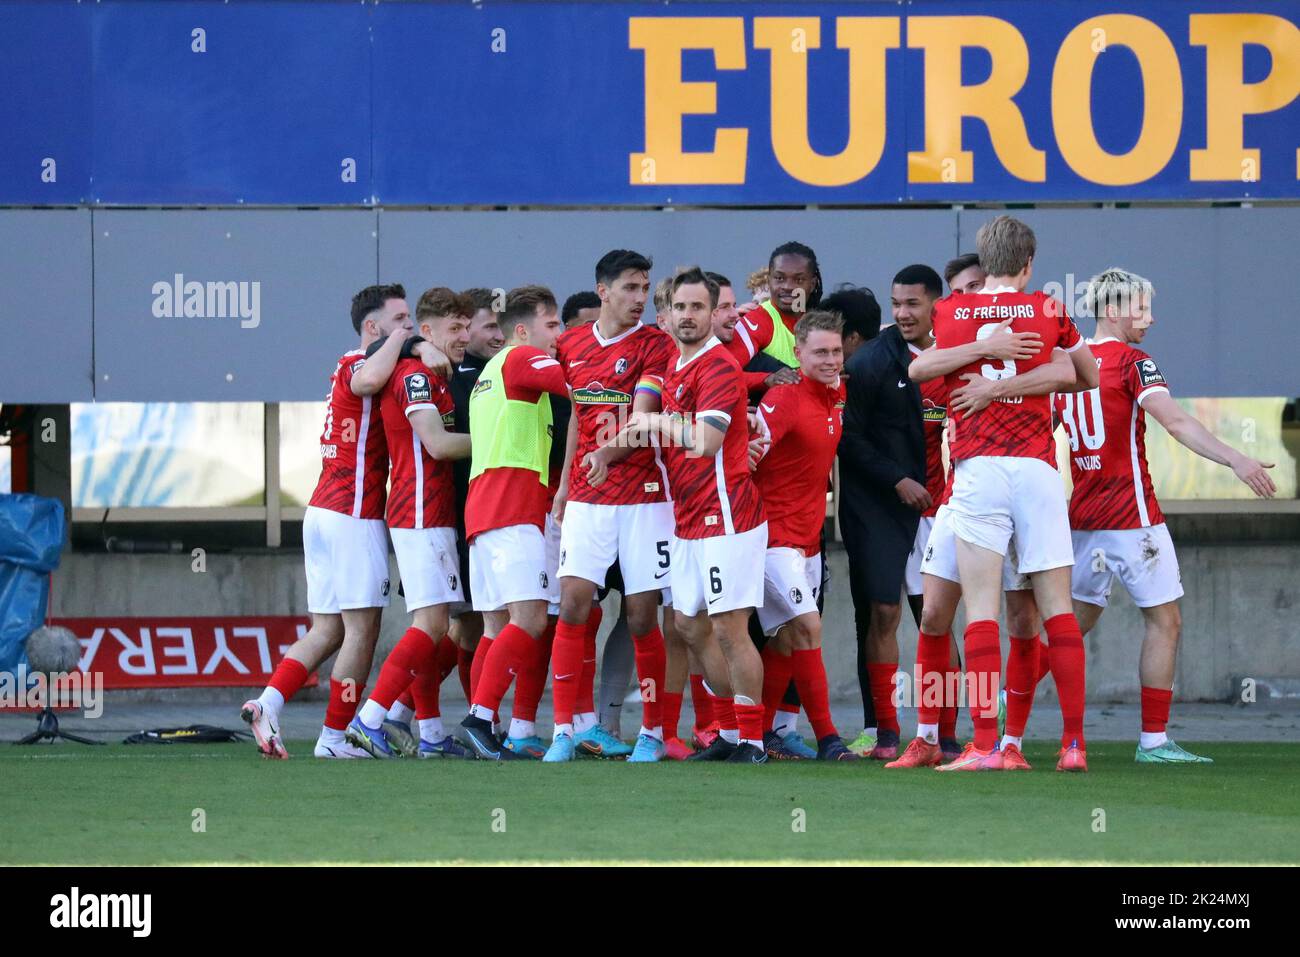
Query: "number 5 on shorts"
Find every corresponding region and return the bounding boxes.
[656,541,669,569]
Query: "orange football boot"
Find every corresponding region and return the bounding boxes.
[885,737,943,768]
[935,742,1004,771]
[1056,743,1088,772]
[663,737,694,761]
[1001,743,1032,770]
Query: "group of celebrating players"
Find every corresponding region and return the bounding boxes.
[240,214,1276,770]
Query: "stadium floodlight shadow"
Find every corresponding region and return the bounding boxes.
[13,626,103,747]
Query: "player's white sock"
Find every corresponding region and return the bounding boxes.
[419,717,446,743]
[772,710,798,736]
[509,718,535,740]
[1139,731,1168,750]
[1001,734,1023,750]
[469,703,495,722]
[740,737,763,750]
[863,726,877,739]
[358,699,387,728]
[639,725,663,741]
[574,711,597,734]
[553,722,574,740]
[719,728,740,744]
[256,687,285,717]
[917,722,939,744]
[387,701,415,725]
[319,726,345,745]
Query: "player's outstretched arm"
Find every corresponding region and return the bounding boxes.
[408,408,472,461]
[584,388,661,487]
[351,330,407,396]
[1142,392,1277,498]
[950,348,1077,414]
[908,319,1043,383]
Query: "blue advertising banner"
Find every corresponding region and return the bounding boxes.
[1,0,1297,205]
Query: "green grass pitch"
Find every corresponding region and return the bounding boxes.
[3,741,1297,865]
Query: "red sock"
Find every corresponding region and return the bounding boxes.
[760,646,795,730]
[866,662,899,735]
[324,678,366,731]
[268,658,310,703]
[469,635,494,702]
[791,648,836,740]
[513,620,555,724]
[915,631,950,725]
[939,689,959,742]
[577,614,599,716]
[1004,635,1041,738]
[472,623,534,714]
[734,701,765,744]
[1141,686,1173,734]
[550,619,586,726]
[436,635,458,682]
[1035,638,1052,684]
[712,693,737,732]
[690,673,715,730]
[1045,614,1086,749]
[661,691,684,740]
[370,627,437,711]
[632,626,666,731]
[411,669,440,720]
[457,645,473,700]
[963,619,1002,751]
[397,690,415,711]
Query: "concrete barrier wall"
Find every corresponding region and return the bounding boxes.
[48,539,1300,704]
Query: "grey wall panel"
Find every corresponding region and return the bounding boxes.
[0,210,93,402]
[957,207,1300,398]
[379,209,959,313]
[93,210,378,402]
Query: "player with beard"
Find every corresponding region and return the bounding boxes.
[614,267,769,763]
[243,284,413,759]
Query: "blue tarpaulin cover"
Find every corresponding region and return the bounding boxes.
[0,495,65,676]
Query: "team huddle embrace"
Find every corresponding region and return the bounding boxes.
[241,215,1276,770]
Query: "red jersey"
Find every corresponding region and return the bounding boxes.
[932,288,1083,466]
[464,346,568,540]
[909,344,949,518]
[1054,338,1168,530]
[726,302,799,366]
[661,339,766,539]
[753,375,845,554]
[381,358,457,530]
[556,320,675,506]
[308,349,388,520]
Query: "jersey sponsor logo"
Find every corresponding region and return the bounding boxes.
[1136,358,1166,388]
[442,411,456,427]
[615,357,628,375]
[572,382,632,405]
[1075,454,1102,470]
[921,402,947,423]
[404,372,432,403]
[471,377,493,397]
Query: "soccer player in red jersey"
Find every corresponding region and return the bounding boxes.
[615,267,770,763]
[241,284,412,759]
[1051,268,1275,763]
[456,286,569,760]
[911,216,1099,771]
[752,311,858,761]
[345,288,475,760]
[547,250,676,762]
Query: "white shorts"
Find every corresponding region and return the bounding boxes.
[946,456,1073,574]
[303,506,390,613]
[389,525,464,611]
[905,515,936,597]
[671,523,767,617]
[919,505,1032,591]
[469,523,560,612]
[557,500,674,595]
[1071,525,1184,609]
[757,548,822,635]
[544,513,562,617]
